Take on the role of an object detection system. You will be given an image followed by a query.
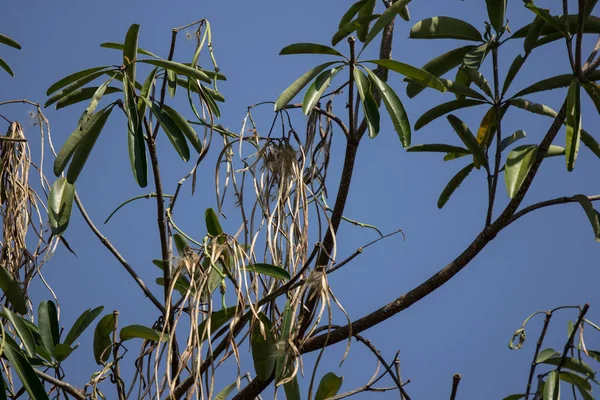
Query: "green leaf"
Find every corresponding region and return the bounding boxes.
[437,163,475,209]
[466,69,492,98]
[536,348,560,363]
[53,343,75,363]
[504,144,537,198]
[205,208,223,236]
[214,383,237,400]
[332,15,379,46]
[353,68,380,138]
[502,395,525,400]
[302,67,342,115]
[463,41,489,70]
[45,69,109,108]
[0,34,21,49]
[4,308,36,358]
[315,373,343,400]
[486,0,507,33]
[78,77,114,129]
[3,342,50,400]
[176,77,225,102]
[38,301,59,356]
[55,86,121,110]
[197,306,240,342]
[565,80,581,171]
[447,115,488,170]
[573,195,600,241]
[0,368,7,400]
[167,69,177,98]
[525,4,566,36]
[546,145,565,157]
[582,82,600,114]
[93,314,116,365]
[399,5,410,21]
[274,61,340,111]
[509,98,557,118]
[502,54,525,97]
[0,57,14,77]
[444,152,469,161]
[513,74,573,98]
[407,144,470,154]
[48,177,75,236]
[64,306,104,347]
[410,16,483,41]
[138,59,211,83]
[499,130,527,152]
[120,324,166,342]
[406,46,475,98]
[415,99,484,130]
[339,1,367,29]
[366,59,445,93]
[162,104,203,153]
[275,300,294,382]
[476,106,496,147]
[438,78,487,100]
[123,24,139,85]
[362,0,411,49]
[47,66,109,96]
[244,264,291,281]
[251,313,276,380]
[123,75,147,188]
[559,371,591,392]
[66,106,114,183]
[543,370,560,400]
[146,100,190,162]
[284,377,301,400]
[0,269,27,315]
[279,43,345,58]
[524,16,546,54]
[173,233,189,255]
[356,0,376,42]
[100,41,159,58]
[156,277,190,296]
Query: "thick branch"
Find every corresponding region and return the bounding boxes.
[35,370,85,400]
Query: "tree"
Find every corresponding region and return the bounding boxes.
[0,0,599,399]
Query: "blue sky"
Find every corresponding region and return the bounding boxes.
[2,0,600,399]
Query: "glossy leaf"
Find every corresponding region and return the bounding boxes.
[447,115,488,170]
[162,104,203,153]
[146,100,190,162]
[38,301,59,356]
[64,305,104,347]
[48,177,75,236]
[0,57,14,77]
[504,144,537,198]
[415,99,484,130]
[0,268,27,314]
[274,61,340,111]
[123,24,139,85]
[444,152,469,161]
[536,348,560,363]
[559,371,592,396]
[93,314,116,365]
[138,59,211,83]
[438,163,475,209]
[0,33,21,49]
[406,45,474,98]
[100,41,159,58]
[279,43,345,58]
[333,15,380,46]
[366,59,445,93]
[3,342,50,400]
[410,16,483,41]
[438,78,486,100]
[525,4,566,36]
[53,343,75,363]
[45,69,109,108]
[513,74,573,98]
[362,0,411,49]
[56,86,121,110]
[244,263,291,281]
[356,0,376,42]
[302,67,341,115]
[339,1,367,29]
[523,16,545,54]
[353,68,380,138]
[543,370,560,400]
[67,106,113,183]
[284,377,301,400]
[315,373,343,400]
[407,144,470,154]
[251,313,276,380]
[486,0,507,33]
[214,383,237,400]
[565,80,581,171]
[574,195,600,241]
[46,66,108,96]
[120,324,166,342]
[546,145,565,157]
[499,130,526,152]
[364,67,411,147]
[4,308,36,358]
[205,208,223,236]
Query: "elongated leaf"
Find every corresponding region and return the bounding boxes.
[447,115,488,170]
[78,77,114,129]
[546,145,565,157]
[582,81,600,114]
[367,59,445,92]
[275,61,340,111]
[464,41,489,70]
[503,395,525,400]
[48,177,75,236]
[173,233,189,255]
[0,34,21,49]
[356,0,376,42]
[64,306,104,347]
[332,15,379,46]
[3,342,50,400]
[453,66,471,101]
[466,69,492,99]
[513,74,573,98]
[4,308,36,357]
[315,373,343,400]
[205,208,223,236]
[415,99,484,130]
[56,86,121,110]
[176,77,225,101]
[543,370,560,400]
[93,314,116,365]
[47,66,108,96]
[504,145,538,198]
[162,104,202,153]
[525,4,566,36]
[536,348,560,363]
[362,0,411,49]
[100,42,159,58]
[407,46,475,98]
[279,43,345,58]
[120,324,166,342]
[146,100,190,161]
[251,313,276,380]
[284,377,301,400]
[123,24,139,85]
[408,144,470,154]
[410,16,483,41]
[574,195,600,241]
[45,69,109,108]
[510,15,600,38]
[38,301,59,356]
[500,130,527,152]
[302,68,341,115]
[275,300,294,382]
[509,98,557,118]
[123,75,147,188]
[437,163,475,208]
[444,152,469,161]
[502,54,525,96]
[156,277,189,296]
[476,106,496,147]
[353,68,380,138]
[565,80,581,171]
[214,383,237,400]
[0,57,14,77]
[53,343,75,362]
[166,69,176,98]
[486,0,507,33]
[559,371,592,392]
[67,106,113,183]
[339,1,367,28]
[524,16,546,54]
[543,356,594,377]
[0,268,27,314]
[198,306,240,342]
[439,78,486,100]
[138,59,211,83]
[364,67,410,146]
[244,264,291,281]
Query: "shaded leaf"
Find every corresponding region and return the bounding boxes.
[48,177,75,236]
[333,15,380,46]
[524,16,546,54]
[156,277,189,296]
[362,0,411,49]
[3,342,50,400]
[582,81,600,115]
[315,373,343,400]
[525,4,566,36]
[100,41,159,58]
[444,152,469,161]
[438,163,475,209]
[275,300,294,382]
[138,59,211,83]
[513,74,573,98]
[0,268,26,314]
[214,383,237,400]
[502,54,525,97]
[274,62,340,111]
[463,41,489,70]
[251,313,276,380]
[205,208,223,236]
[93,314,116,365]
[486,0,507,33]
[476,106,496,146]
[53,343,75,363]
[415,99,484,130]
[45,69,109,108]
[339,1,367,29]
[146,100,190,162]
[504,144,537,198]
[173,233,189,255]
[64,305,104,347]
[353,67,380,138]
[284,377,301,400]
[123,75,147,188]
[366,59,445,92]
[56,86,121,110]
[503,395,525,400]
[38,301,59,356]
[356,0,376,42]
[574,195,600,242]
[120,324,166,342]
[408,144,470,154]
[162,104,203,153]
[123,24,139,85]
[466,68,492,98]
[410,16,483,41]
[438,78,487,100]
[499,130,527,152]
[565,80,581,171]
[536,348,560,363]
[279,43,345,58]
[447,114,488,169]
[303,67,341,115]
[543,357,594,377]
[244,264,291,281]
[0,57,14,77]
[4,308,36,358]
[0,34,21,49]
[198,306,240,342]
[46,66,108,96]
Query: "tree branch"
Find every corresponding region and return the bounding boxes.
[34,370,85,400]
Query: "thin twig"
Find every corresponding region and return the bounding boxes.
[284,104,349,137]
[34,370,85,400]
[505,194,600,228]
[525,312,551,399]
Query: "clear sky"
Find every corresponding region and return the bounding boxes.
[2,0,600,399]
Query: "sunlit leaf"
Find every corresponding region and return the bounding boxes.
[513,74,573,98]
[138,58,211,83]
[64,305,104,347]
[366,59,445,92]
[438,163,475,209]
[48,177,75,236]
[447,114,488,170]
[302,67,341,115]
[214,383,237,400]
[251,313,276,380]
[544,370,560,399]
[46,66,108,96]
[565,80,581,171]
[362,0,411,49]
[438,78,487,100]
[244,264,291,281]
[146,100,190,162]
[574,195,600,242]
[279,43,345,58]
[410,16,483,41]
[4,308,36,358]
[466,69,492,98]
[45,69,109,108]
[123,24,139,86]
[476,106,496,147]
[353,68,380,138]
[315,373,343,400]
[123,75,147,188]
[415,99,484,130]
[499,130,527,152]
[162,104,203,153]
[543,356,594,377]
[56,86,121,110]
[504,144,537,198]
[356,0,376,42]
[38,301,59,357]
[559,371,592,397]
[536,348,560,363]
[463,41,489,70]
[523,16,545,54]
[205,208,223,236]
[333,15,380,47]
[339,1,367,29]
[274,61,340,111]
[525,4,566,36]
[93,314,116,365]
[120,324,167,342]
